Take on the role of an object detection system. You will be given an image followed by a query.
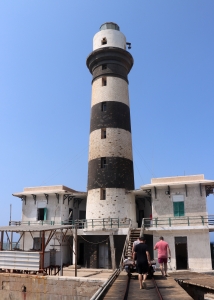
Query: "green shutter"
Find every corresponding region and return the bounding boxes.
[173,202,184,217]
[173,202,180,217]
[44,208,47,220]
[179,202,184,216]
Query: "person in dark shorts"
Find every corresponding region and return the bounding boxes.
[133,236,151,289]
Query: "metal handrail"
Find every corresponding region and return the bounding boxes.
[141,215,214,228]
[9,218,132,229]
[119,221,132,269]
[90,268,120,300]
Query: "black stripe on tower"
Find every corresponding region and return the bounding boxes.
[90,101,131,133]
[86,47,134,81]
[88,157,134,190]
[92,63,128,83]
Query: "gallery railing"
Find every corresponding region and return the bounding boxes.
[141,215,214,229]
[9,218,132,229]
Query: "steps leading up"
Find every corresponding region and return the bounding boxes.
[125,228,141,258]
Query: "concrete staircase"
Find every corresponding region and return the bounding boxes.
[125,228,141,258]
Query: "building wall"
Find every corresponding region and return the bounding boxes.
[93,29,126,50]
[152,185,207,218]
[22,195,86,223]
[153,229,212,270]
[87,188,136,220]
[0,273,104,300]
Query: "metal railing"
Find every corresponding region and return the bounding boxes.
[9,218,131,229]
[119,221,132,269]
[141,215,214,229]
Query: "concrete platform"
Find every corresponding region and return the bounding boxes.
[62,267,113,280]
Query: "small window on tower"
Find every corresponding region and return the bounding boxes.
[101,38,107,45]
[102,64,107,70]
[102,77,107,86]
[101,157,107,168]
[100,188,106,200]
[101,128,106,139]
[101,102,107,112]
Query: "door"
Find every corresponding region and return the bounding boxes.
[78,243,84,266]
[175,236,188,270]
[99,243,109,269]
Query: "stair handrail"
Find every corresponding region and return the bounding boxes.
[119,221,132,270]
[90,268,120,300]
[140,217,145,237]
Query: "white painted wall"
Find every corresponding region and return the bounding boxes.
[153,229,212,271]
[91,77,129,107]
[152,185,207,219]
[22,194,86,223]
[93,29,126,50]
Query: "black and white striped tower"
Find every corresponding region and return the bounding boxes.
[86,22,136,223]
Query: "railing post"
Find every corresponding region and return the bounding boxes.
[118,218,119,228]
[28,221,30,226]
[201,216,204,225]
[103,219,104,228]
[111,218,112,228]
[92,219,94,228]
[188,217,190,226]
[155,218,158,227]
[169,218,171,227]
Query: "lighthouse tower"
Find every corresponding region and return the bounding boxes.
[86,22,136,224]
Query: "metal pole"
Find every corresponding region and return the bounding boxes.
[75,224,77,277]
[60,229,63,276]
[10,204,12,224]
[41,231,45,271]
[0,232,4,251]
[10,204,12,250]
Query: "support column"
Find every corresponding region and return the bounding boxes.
[109,233,116,270]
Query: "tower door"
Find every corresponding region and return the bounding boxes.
[99,243,109,269]
[175,236,188,270]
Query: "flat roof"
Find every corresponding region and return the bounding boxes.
[140,174,214,189]
[13,185,87,198]
[0,224,74,232]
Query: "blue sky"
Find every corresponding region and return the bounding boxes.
[0,1,214,235]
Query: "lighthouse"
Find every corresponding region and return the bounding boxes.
[86,22,136,224]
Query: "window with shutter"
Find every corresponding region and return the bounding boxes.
[173,201,184,217]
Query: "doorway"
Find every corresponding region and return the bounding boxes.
[175,236,188,270]
[78,243,84,266]
[99,243,109,269]
[138,210,144,228]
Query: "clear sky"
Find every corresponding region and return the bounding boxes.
[0,1,214,236]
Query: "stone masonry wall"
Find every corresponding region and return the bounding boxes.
[0,273,104,300]
[91,77,129,107]
[89,128,133,161]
